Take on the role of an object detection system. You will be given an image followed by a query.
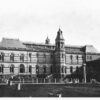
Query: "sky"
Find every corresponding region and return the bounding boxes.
[0,0,100,51]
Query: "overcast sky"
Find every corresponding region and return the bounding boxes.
[0,0,100,51]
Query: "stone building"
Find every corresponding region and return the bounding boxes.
[0,28,100,82]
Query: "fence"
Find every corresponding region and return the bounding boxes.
[11,78,65,85]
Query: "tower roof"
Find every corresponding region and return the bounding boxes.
[45,36,50,44]
[56,28,64,40]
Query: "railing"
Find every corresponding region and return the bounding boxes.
[11,78,65,85]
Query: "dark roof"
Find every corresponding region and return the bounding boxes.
[56,28,64,40]
[0,38,26,49]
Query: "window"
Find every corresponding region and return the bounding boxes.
[65,67,67,73]
[36,65,39,74]
[29,53,31,58]
[50,66,53,73]
[62,67,63,73]
[76,55,79,64]
[0,55,1,60]
[43,66,46,74]
[10,53,14,62]
[20,64,25,73]
[10,64,14,73]
[0,53,4,61]
[29,53,32,62]
[36,53,39,57]
[0,64,4,73]
[62,54,64,58]
[51,54,53,58]
[70,55,72,60]
[29,66,32,73]
[70,55,73,64]
[70,66,73,73]
[20,54,24,62]
[90,56,92,60]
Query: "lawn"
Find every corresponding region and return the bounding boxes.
[0,84,100,97]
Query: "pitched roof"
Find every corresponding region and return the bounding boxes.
[85,45,99,53]
[0,38,26,49]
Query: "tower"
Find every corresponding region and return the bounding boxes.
[54,28,65,78]
[45,36,50,44]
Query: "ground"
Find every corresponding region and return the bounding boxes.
[0,84,100,97]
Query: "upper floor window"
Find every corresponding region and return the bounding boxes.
[61,66,64,73]
[20,54,24,62]
[10,53,14,62]
[29,65,32,73]
[76,55,78,60]
[10,64,15,73]
[36,65,39,74]
[29,53,32,62]
[70,55,73,64]
[70,55,73,59]
[62,54,64,58]
[70,66,73,73]
[50,66,53,73]
[0,52,4,61]
[43,66,46,74]
[76,55,79,64]
[36,52,39,57]
[0,64,4,73]
[65,67,67,73]
[29,53,32,58]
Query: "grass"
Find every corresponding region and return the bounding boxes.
[0,84,100,97]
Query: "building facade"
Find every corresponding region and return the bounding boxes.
[0,28,100,82]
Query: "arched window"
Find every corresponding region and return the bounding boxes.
[20,53,24,62]
[70,66,73,73]
[10,53,14,62]
[43,65,46,74]
[0,64,4,73]
[29,65,32,73]
[10,64,15,73]
[36,65,39,74]
[19,64,25,73]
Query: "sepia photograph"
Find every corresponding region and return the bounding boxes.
[0,0,100,98]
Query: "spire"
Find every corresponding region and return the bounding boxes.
[45,36,50,44]
[56,28,64,41]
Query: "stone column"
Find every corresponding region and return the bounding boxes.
[18,83,21,90]
[44,78,45,83]
[55,78,56,84]
[83,63,86,83]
